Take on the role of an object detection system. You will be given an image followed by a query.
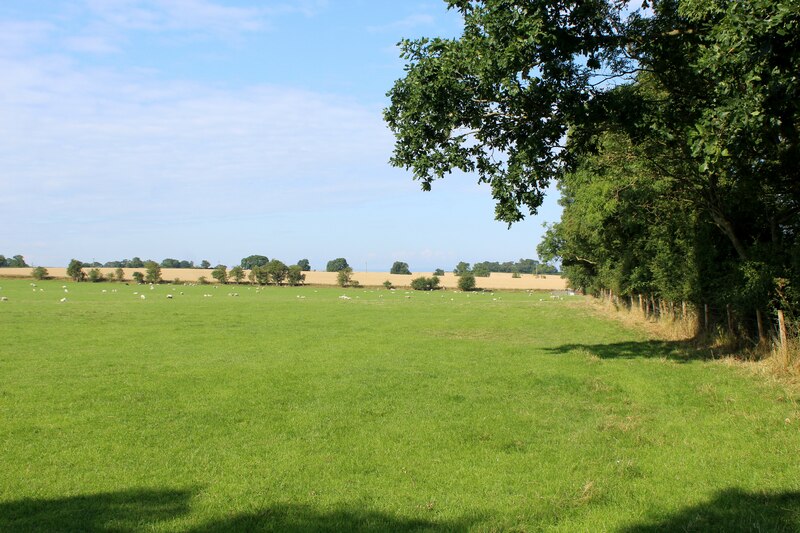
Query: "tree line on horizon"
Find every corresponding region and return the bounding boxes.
[0,255,28,268]
[36,256,558,276]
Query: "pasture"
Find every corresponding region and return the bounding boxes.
[1,279,798,531]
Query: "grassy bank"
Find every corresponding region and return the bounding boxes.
[1,280,798,531]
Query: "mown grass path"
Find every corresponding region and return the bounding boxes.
[1,280,798,531]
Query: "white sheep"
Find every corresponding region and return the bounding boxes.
[1,296,8,302]
[60,297,66,303]
[140,294,146,300]
[166,294,173,299]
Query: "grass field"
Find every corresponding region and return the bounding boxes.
[1,279,799,531]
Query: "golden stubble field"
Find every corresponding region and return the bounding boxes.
[0,267,567,291]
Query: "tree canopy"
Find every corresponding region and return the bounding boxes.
[241,255,269,270]
[390,261,412,275]
[326,258,350,272]
[387,0,800,328]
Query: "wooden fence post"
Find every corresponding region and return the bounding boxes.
[778,310,788,363]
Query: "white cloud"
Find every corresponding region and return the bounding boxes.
[0,46,402,228]
[81,0,326,36]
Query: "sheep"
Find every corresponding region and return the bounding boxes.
[140,294,146,300]
[166,294,173,299]
[64,289,68,293]
[338,295,351,300]
[59,297,66,303]
[1,296,8,302]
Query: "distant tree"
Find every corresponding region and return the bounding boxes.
[8,255,28,267]
[211,265,228,284]
[337,267,353,287]
[287,265,306,286]
[129,257,144,268]
[241,255,269,270]
[383,280,394,290]
[297,259,311,271]
[87,268,104,282]
[266,259,288,285]
[0,255,6,267]
[144,261,162,284]
[161,258,180,268]
[200,260,211,269]
[229,266,245,284]
[327,258,349,272]
[473,264,491,277]
[411,276,440,291]
[433,268,445,276]
[390,261,412,275]
[251,265,269,285]
[458,272,476,291]
[179,260,194,268]
[114,268,125,282]
[453,262,471,276]
[132,271,145,284]
[67,259,85,282]
[197,275,209,285]
[31,266,48,280]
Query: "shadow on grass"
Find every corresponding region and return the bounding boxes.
[0,489,479,532]
[186,503,480,532]
[622,488,800,532]
[545,339,706,362]
[0,487,194,532]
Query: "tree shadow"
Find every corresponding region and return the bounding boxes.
[621,488,800,532]
[545,339,703,362]
[0,490,480,532]
[187,503,481,532]
[0,487,194,532]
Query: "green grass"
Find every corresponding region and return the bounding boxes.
[1,279,798,531]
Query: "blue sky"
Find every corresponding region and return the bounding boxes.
[0,0,562,271]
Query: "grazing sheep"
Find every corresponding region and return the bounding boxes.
[338,295,351,300]
[166,294,173,299]
[59,297,66,303]
[140,295,146,300]
[1,296,8,302]
[64,289,68,293]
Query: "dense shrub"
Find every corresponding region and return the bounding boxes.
[337,268,353,287]
[211,265,228,284]
[31,266,49,280]
[287,265,305,286]
[411,276,440,291]
[458,272,476,291]
[67,259,85,282]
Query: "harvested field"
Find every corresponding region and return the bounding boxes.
[0,267,567,290]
